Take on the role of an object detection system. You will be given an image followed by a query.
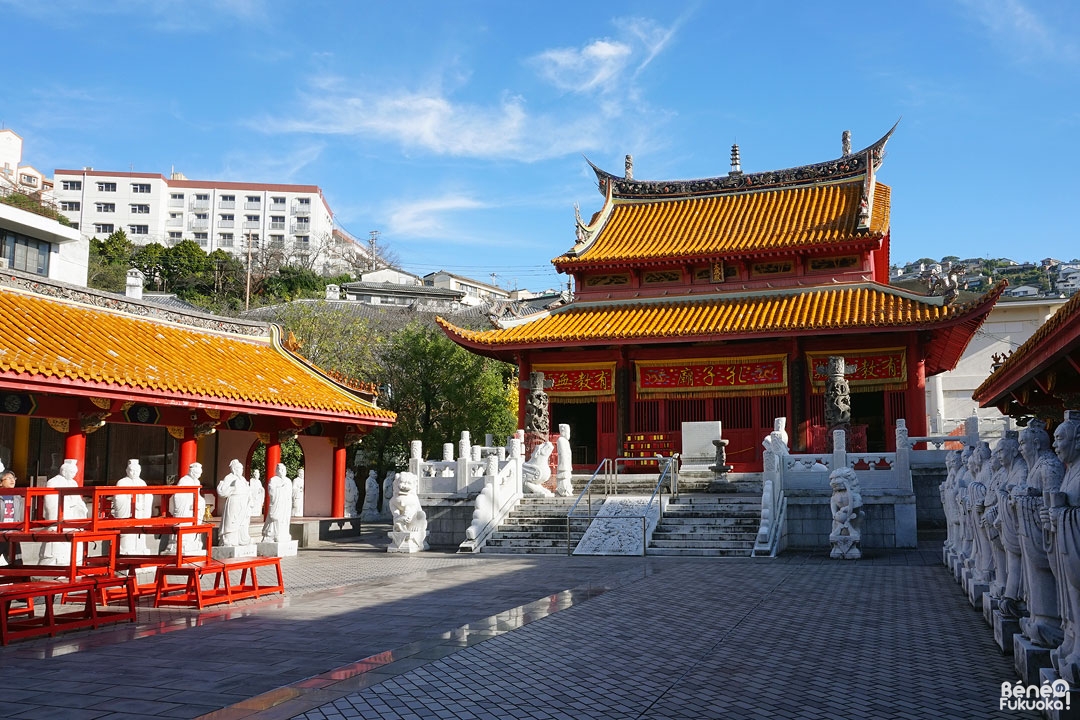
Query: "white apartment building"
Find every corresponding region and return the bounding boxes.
[53,169,335,269]
[0,129,52,196]
[423,270,510,306]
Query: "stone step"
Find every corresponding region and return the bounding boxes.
[480,546,569,555]
[489,531,586,540]
[661,511,760,520]
[485,537,573,548]
[650,539,755,550]
[652,531,757,542]
[646,546,753,557]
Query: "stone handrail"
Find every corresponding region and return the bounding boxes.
[458,447,524,553]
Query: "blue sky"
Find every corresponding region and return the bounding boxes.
[4,1,1079,291]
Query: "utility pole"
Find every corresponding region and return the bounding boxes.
[245,230,253,311]
[368,230,379,272]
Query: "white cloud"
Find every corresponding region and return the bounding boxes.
[958,0,1079,64]
[531,40,633,94]
[386,194,488,238]
[217,142,326,184]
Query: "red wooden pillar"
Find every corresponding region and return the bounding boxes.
[64,426,86,485]
[179,428,198,479]
[332,436,347,517]
[906,341,928,437]
[265,440,281,515]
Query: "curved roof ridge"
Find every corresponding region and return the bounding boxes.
[589,123,897,201]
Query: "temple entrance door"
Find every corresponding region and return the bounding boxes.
[551,402,598,468]
[851,391,886,452]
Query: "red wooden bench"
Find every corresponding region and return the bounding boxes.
[0,575,135,645]
[153,556,283,609]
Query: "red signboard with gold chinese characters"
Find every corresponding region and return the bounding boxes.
[533,363,615,398]
[634,355,788,397]
[806,348,907,391]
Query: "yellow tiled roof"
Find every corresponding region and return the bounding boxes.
[439,283,991,348]
[556,180,890,267]
[0,287,395,423]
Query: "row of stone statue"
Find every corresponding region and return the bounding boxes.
[941,411,1080,685]
[31,457,306,560]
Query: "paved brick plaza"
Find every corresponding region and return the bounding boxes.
[0,536,1035,720]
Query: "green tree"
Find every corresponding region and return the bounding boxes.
[87,230,134,292]
[132,242,167,290]
[275,301,381,382]
[366,322,516,471]
[164,239,212,295]
[262,265,323,301]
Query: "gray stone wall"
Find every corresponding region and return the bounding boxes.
[912,466,947,532]
[784,490,916,550]
[422,500,474,549]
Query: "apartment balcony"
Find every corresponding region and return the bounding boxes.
[188,219,210,230]
[242,220,260,229]
[168,198,184,208]
[219,220,235,229]
[219,200,236,209]
[291,202,311,215]
[290,223,311,234]
[269,222,285,231]
[244,201,261,210]
[189,199,210,210]
[165,218,183,228]
[270,202,286,212]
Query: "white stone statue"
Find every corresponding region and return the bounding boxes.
[360,470,381,521]
[772,417,789,449]
[39,459,88,565]
[940,450,963,554]
[388,471,428,552]
[291,468,305,517]
[829,467,863,560]
[967,442,995,585]
[344,469,360,517]
[954,445,975,564]
[1048,411,1080,684]
[1017,420,1064,648]
[997,432,1028,618]
[522,441,554,497]
[983,441,1009,599]
[466,485,494,541]
[216,459,252,547]
[382,470,396,518]
[168,462,207,554]
[113,458,152,555]
[555,424,574,497]
[262,463,293,543]
[248,468,265,518]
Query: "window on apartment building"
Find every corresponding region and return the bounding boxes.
[297,197,310,205]
[96,202,115,213]
[128,225,149,235]
[2,230,50,276]
[97,182,117,192]
[245,196,259,204]
[220,214,234,221]
[269,235,284,248]
[20,174,38,186]
[245,215,259,222]
[195,213,208,220]
[271,196,285,205]
[94,223,114,234]
[132,183,151,193]
[195,193,209,201]
[221,195,235,201]
[218,233,234,247]
[295,218,310,230]
[170,193,184,200]
[270,215,285,229]
[130,204,150,214]
[62,180,82,191]
[296,235,309,247]
[168,231,182,240]
[194,233,208,246]
[60,201,81,211]
[70,223,79,230]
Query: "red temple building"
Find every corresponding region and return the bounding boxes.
[440,127,1004,471]
[0,272,394,517]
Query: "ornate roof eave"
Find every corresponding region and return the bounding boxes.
[553,235,885,274]
[437,280,1004,361]
[587,122,898,201]
[974,289,1080,407]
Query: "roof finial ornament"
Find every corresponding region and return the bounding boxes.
[842,130,852,157]
[573,203,586,244]
[730,143,742,175]
[624,154,633,180]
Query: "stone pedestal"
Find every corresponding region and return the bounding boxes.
[968,580,989,609]
[983,593,998,626]
[951,557,963,583]
[1015,634,1055,685]
[942,545,951,567]
[212,544,257,560]
[387,531,426,553]
[994,611,1021,655]
[257,540,298,557]
[1038,668,1080,720]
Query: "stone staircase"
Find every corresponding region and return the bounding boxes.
[481,497,589,555]
[648,494,762,557]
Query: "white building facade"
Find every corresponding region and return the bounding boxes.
[0,201,87,286]
[0,129,51,197]
[53,169,336,270]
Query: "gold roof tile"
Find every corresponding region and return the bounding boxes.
[0,287,394,423]
[557,180,890,267]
